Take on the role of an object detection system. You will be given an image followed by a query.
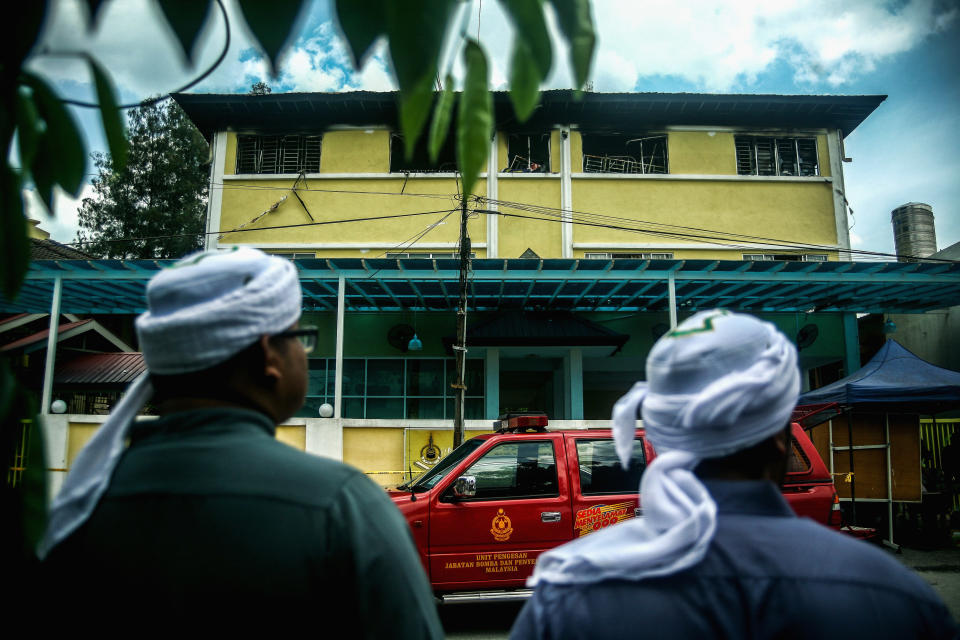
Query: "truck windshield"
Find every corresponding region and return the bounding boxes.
[403,439,485,491]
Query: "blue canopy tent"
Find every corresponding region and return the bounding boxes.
[798,340,960,547]
[799,339,960,412]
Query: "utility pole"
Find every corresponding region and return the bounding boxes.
[452,195,470,448]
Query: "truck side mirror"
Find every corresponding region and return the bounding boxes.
[453,475,477,499]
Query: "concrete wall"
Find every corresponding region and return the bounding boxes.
[214,127,840,261]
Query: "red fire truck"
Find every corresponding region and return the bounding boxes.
[390,414,842,597]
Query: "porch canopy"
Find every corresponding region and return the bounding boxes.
[4,257,960,316]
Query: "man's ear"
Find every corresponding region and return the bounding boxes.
[260,334,283,385]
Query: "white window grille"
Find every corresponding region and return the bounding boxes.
[742,253,828,262]
[582,134,668,174]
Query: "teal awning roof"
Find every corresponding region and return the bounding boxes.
[3,258,959,315]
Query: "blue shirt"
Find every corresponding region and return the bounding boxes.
[512,480,957,640]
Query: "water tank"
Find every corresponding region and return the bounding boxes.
[891,203,937,262]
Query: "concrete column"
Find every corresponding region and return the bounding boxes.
[827,129,851,261]
[560,127,573,258]
[668,272,678,329]
[205,131,227,250]
[485,348,500,419]
[305,418,344,460]
[334,276,345,418]
[567,348,583,420]
[41,413,69,501]
[486,133,499,258]
[40,277,62,415]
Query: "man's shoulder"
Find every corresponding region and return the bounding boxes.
[712,512,943,605]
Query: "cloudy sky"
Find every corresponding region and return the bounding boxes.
[24,0,960,258]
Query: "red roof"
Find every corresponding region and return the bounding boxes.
[55,352,145,386]
[0,320,92,352]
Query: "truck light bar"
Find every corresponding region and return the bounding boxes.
[493,412,549,433]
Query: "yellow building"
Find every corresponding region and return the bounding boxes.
[167,91,890,482]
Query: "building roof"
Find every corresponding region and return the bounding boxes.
[0,319,92,352]
[3,257,959,315]
[31,238,94,260]
[173,90,887,140]
[55,352,145,386]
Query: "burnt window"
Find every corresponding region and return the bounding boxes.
[390,133,458,173]
[582,133,667,174]
[583,252,674,260]
[505,133,551,172]
[735,136,818,177]
[236,134,322,174]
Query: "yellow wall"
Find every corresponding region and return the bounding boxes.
[570,130,582,172]
[816,134,831,177]
[571,179,838,247]
[67,423,100,467]
[668,131,736,174]
[498,178,563,258]
[219,177,485,247]
[275,425,306,450]
[320,130,390,173]
[223,132,237,175]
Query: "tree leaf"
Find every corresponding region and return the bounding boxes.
[236,0,310,77]
[457,40,492,199]
[499,0,552,78]
[12,3,47,69]
[157,0,213,66]
[549,0,596,89]
[428,76,455,164]
[509,40,541,122]
[86,55,128,173]
[21,72,86,197]
[0,167,28,299]
[84,0,108,30]
[15,85,43,170]
[386,0,454,154]
[333,0,386,69]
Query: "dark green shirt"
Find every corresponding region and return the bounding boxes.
[43,408,442,636]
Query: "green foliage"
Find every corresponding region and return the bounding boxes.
[236,0,310,77]
[86,56,128,173]
[158,0,213,66]
[458,41,493,198]
[249,81,272,95]
[550,0,596,91]
[428,75,456,164]
[0,358,46,571]
[333,0,386,68]
[502,0,553,121]
[76,100,209,259]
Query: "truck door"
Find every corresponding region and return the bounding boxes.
[568,435,646,538]
[429,435,571,590]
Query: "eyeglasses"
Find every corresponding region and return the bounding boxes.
[273,326,318,354]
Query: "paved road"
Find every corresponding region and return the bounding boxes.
[441,545,960,638]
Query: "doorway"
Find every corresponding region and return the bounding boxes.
[499,358,562,419]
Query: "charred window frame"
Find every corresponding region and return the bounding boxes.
[583,252,674,260]
[504,133,551,172]
[582,133,667,174]
[742,254,828,262]
[390,132,458,173]
[735,136,819,177]
[236,134,322,174]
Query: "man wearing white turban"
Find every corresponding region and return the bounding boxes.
[512,310,955,639]
[39,248,443,636]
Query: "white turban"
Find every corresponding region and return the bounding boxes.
[38,247,302,558]
[530,309,800,585]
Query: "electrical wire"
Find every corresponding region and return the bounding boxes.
[44,0,231,110]
[214,181,457,200]
[65,208,458,248]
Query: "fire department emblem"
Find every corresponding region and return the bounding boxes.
[490,508,514,542]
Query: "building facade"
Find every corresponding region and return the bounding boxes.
[142,91,887,483]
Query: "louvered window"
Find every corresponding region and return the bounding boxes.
[735,136,819,177]
[236,134,322,174]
